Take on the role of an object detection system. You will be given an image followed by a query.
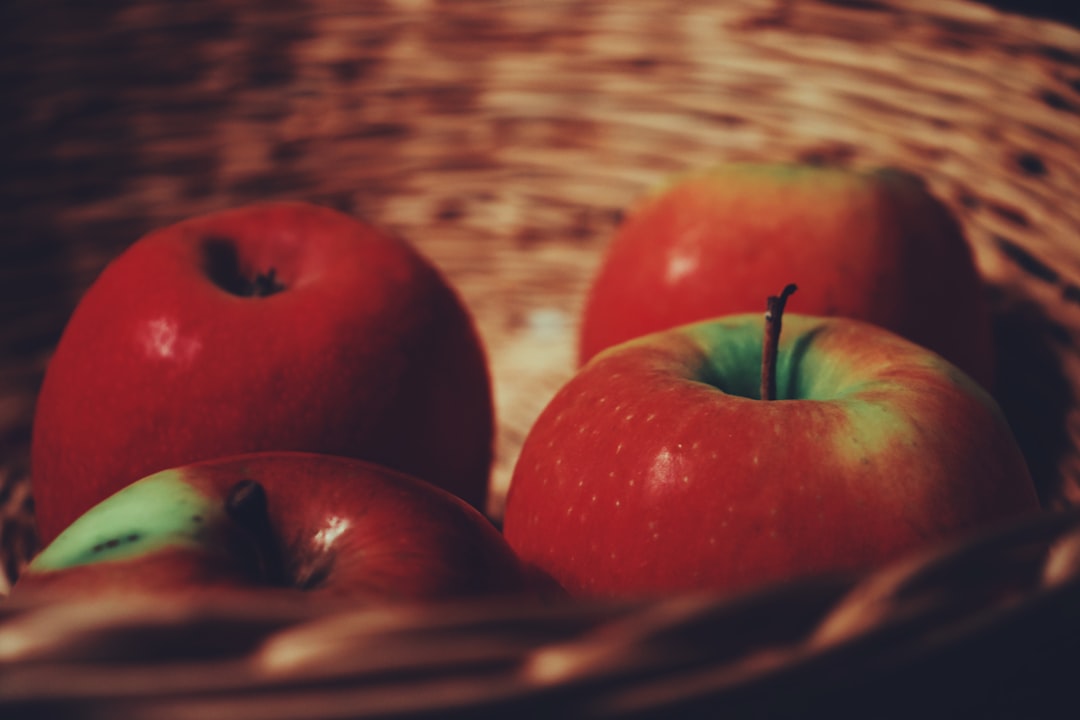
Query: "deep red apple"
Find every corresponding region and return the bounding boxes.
[578,164,995,390]
[13,452,544,604]
[31,202,494,545]
[504,300,1040,598]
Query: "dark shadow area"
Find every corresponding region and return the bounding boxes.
[991,295,1076,509]
[977,0,1080,26]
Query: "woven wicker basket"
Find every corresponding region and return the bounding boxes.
[3,0,1080,717]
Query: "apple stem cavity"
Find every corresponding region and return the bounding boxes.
[761,283,798,402]
[226,479,287,586]
[251,268,285,297]
[225,479,336,592]
[203,238,286,298]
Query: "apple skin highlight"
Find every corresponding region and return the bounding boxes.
[504,314,1040,599]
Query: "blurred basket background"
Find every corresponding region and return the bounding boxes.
[3,0,1080,717]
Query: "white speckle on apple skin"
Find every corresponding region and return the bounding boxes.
[312,516,351,551]
[139,317,203,364]
[664,247,701,285]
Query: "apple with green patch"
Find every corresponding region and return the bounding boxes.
[579,164,995,390]
[505,286,1039,598]
[14,452,548,603]
[31,202,494,545]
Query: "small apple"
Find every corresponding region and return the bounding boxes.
[504,289,1040,598]
[31,202,494,545]
[578,164,995,390]
[13,452,543,604]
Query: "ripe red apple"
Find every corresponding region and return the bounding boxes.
[31,201,494,545]
[503,299,1040,598]
[13,452,544,604]
[578,164,995,390]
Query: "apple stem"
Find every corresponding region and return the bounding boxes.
[761,283,798,402]
[226,479,286,586]
[252,268,285,297]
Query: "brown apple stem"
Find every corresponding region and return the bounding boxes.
[761,283,798,402]
[252,268,285,297]
[226,479,286,586]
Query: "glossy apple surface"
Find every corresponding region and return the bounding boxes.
[504,314,1040,598]
[31,202,494,545]
[14,452,541,603]
[578,164,995,389]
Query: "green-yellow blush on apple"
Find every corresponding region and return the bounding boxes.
[17,452,551,604]
[505,300,1040,599]
[27,470,235,573]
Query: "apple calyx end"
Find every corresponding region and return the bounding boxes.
[761,283,798,402]
[224,479,337,592]
[203,237,287,298]
[225,479,287,586]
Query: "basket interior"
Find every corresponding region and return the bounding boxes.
[2,0,1080,714]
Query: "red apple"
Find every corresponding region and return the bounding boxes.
[31,202,494,545]
[13,452,545,604]
[578,164,995,390]
[503,303,1040,598]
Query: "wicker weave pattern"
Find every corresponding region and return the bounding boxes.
[1,506,1078,718]
[2,0,1080,714]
